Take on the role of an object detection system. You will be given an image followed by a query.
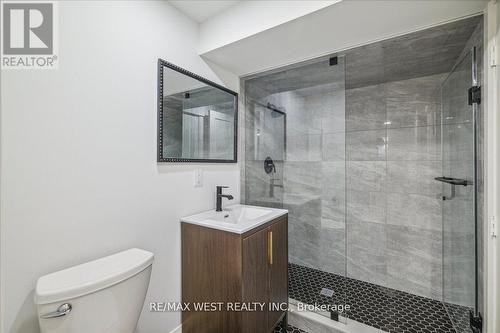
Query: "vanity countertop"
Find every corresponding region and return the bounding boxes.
[181,204,288,234]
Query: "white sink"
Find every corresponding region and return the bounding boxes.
[181,204,288,234]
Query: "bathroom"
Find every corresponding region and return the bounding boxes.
[0,1,499,333]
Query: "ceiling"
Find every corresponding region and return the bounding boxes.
[169,1,241,23]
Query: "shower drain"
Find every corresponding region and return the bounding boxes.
[320,288,334,297]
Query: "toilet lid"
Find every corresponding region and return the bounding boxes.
[35,248,154,305]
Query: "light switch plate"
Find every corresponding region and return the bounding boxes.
[194,169,203,187]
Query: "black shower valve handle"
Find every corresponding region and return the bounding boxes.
[264,157,276,174]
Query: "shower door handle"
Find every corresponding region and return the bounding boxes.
[434,177,472,200]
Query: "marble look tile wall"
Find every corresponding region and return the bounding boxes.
[345,73,446,300]
[245,71,448,301]
[245,71,448,300]
[244,58,348,276]
[283,86,347,275]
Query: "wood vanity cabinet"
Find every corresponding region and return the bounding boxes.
[181,214,288,333]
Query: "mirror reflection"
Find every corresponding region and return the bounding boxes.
[159,61,237,162]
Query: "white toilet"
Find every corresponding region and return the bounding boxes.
[34,248,154,333]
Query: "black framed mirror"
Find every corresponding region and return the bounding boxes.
[157,59,238,163]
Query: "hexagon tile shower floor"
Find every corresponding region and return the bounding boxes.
[289,264,472,333]
[273,322,308,333]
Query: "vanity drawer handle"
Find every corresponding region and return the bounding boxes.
[268,230,273,265]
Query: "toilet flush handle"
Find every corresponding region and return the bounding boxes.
[40,303,72,319]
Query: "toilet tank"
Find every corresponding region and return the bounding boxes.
[35,248,154,333]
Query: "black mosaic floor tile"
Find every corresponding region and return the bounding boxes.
[273,321,308,333]
[444,302,473,333]
[289,263,472,333]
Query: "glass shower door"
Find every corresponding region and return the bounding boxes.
[244,55,348,322]
[440,48,478,333]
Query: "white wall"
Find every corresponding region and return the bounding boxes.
[0,2,239,333]
[496,5,500,331]
[485,2,499,332]
[198,0,338,54]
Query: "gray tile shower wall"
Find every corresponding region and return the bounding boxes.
[243,56,348,277]
[245,71,448,300]
[244,69,447,300]
[284,86,346,275]
[345,73,446,300]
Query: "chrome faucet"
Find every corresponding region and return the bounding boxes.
[216,186,234,211]
[269,178,284,197]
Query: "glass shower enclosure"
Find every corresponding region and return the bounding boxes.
[242,15,483,333]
